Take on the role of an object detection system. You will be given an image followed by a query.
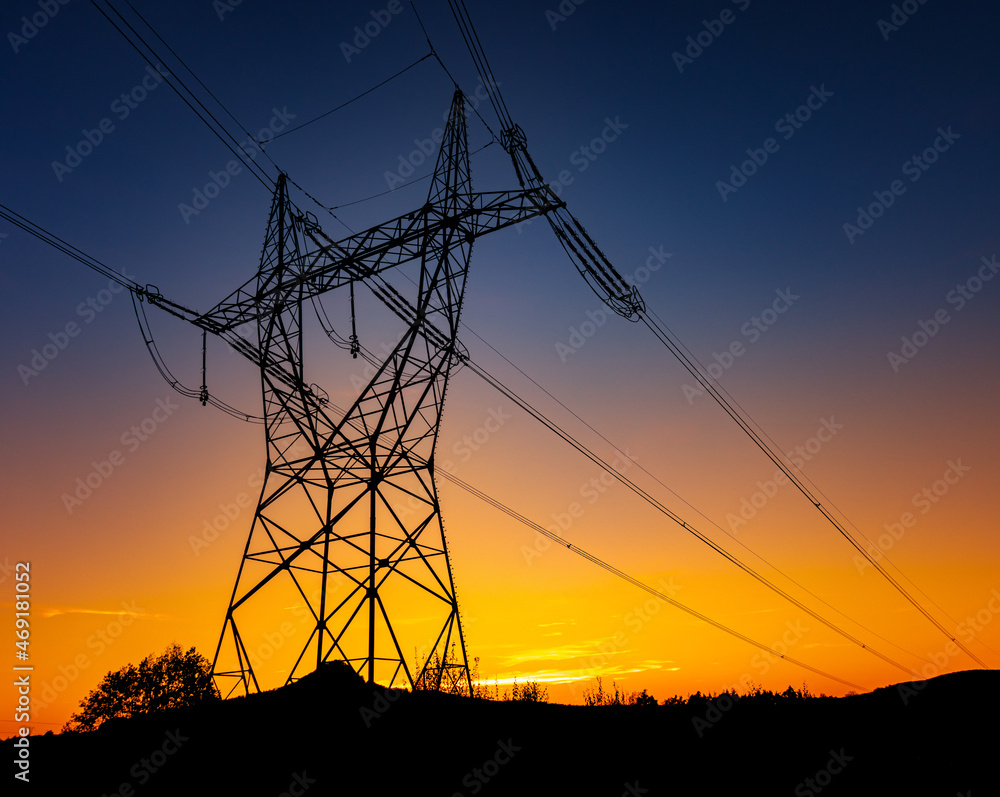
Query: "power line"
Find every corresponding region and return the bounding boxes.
[647,302,984,643]
[454,322,937,667]
[314,279,925,676]
[286,316,869,690]
[0,202,138,290]
[446,0,513,132]
[431,0,991,670]
[122,0,260,146]
[637,310,988,668]
[269,53,436,143]
[89,0,275,190]
[132,294,264,424]
[439,471,865,691]
[285,140,495,219]
[463,359,919,676]
[0,200,264,423]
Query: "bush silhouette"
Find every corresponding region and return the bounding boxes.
[583,676,644,706]
[509,678,549,702]
[65,643,218,732]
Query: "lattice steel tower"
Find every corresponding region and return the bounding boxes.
[191,88,640,697]
[213,91,484,696]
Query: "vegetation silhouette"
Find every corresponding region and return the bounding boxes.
[6,665,996,795]
[411,650,551,702]
[582,676,657,706]
[461,656,550,702]
[63,643,218,732]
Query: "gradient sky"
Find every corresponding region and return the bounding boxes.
[2,0,999,734]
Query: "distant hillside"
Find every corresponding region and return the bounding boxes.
[7,666,998,795]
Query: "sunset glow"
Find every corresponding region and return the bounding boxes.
[2,0,998,740]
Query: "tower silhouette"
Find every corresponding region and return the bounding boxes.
[209,90,573,696]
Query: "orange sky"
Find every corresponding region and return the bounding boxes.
[3,251,998,735]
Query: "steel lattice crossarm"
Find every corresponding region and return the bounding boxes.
[144,111,642,360]
[196,187,566,334]
[142,182,565,407]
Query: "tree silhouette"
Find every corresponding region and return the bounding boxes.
[65,643,218,732]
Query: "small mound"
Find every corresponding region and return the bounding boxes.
[284,659,367,694]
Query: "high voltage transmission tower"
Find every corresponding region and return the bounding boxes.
[129,89,641,697]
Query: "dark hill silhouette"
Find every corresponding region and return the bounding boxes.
[7,665,998,795]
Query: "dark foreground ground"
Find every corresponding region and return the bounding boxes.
[6,666,998,796]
